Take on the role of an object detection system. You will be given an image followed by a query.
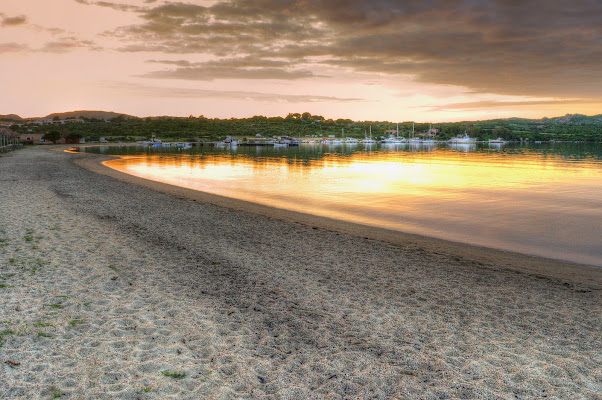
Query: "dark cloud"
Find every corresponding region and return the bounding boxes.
[1,14,27,27]
[141,66,316,80]
[82,0,602,98]
[75,0,141,12]
[0,42,30,53]
[40,37,102,53]
[426,99,593,112]
[142,56,320,80]
[108,82,363,103]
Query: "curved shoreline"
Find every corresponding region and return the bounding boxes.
[72,149,602,289]
[3,145,601,398]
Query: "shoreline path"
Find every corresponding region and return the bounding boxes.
[1,146,600,399]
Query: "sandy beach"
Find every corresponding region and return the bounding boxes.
[1,146,601,399]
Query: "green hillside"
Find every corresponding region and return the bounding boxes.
[5,112,602,142]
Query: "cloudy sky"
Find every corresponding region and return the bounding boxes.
[1,0,600,121]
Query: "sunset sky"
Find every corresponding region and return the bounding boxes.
[1,0,601,121]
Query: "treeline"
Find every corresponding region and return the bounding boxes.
[9,112,602,142]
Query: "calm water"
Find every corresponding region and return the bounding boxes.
[85,143,602,266]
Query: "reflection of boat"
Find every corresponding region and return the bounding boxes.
[448,143,476,152]
[449,133,476,144]
[488,138,507,144]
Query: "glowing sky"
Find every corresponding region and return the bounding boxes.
[1,0,601,121]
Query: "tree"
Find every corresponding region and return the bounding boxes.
[66,131,84,142]
[42,130,62,144]
[492,127,510,138]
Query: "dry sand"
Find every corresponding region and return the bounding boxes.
[1,146,601,399]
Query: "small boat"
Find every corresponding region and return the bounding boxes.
[449,133,476,144]
[143,138,162,145]
[382,136,407,144]
[215,136,238,146]
[382,124,407,144]
[362,126,378,144]
[406,122,422,144]
[278,136,299,146]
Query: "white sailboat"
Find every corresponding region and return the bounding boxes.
[362,126,378,144]
[423,123,438,145]
[382,123,407,144]
[408,122,423,144]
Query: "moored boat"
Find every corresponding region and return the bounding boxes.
[449,133,476,144]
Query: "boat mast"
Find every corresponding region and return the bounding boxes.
[412,122,415,139]
[396,124,399,138]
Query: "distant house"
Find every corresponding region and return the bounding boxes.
[19,133,46,144]
[418,128,440,138]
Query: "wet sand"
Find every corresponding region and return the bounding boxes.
[1,146,601,399]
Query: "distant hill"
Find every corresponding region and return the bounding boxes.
[542,114,602,125]
[1,110,136,121]
[42,110,136,120]
[0,114,24,121]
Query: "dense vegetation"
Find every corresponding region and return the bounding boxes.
[3,112,602,142]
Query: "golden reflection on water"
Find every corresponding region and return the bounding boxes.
[105,147,602,266]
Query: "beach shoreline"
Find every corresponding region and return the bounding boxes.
[1,146,601,399]
[75,147,601,289]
